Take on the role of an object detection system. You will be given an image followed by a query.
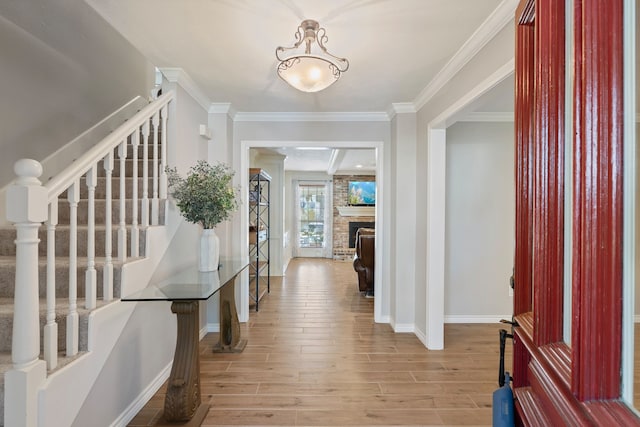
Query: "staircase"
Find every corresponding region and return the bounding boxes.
[0,91,175,426]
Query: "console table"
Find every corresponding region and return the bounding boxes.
[122,257,249,425]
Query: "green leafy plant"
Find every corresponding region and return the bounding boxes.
[166,160,239,229]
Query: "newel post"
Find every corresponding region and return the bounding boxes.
[5,159,48,427]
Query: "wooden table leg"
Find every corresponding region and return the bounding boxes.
[213,277,247,353]
[159,300,209,425]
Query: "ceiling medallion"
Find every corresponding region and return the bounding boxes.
[275,20,349,93]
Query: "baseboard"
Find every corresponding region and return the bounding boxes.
[206,323,220,333]
[377,315,391,324]
[444,315,512,323]
[414,328,428,347]
[110,361,172,427]
[393,323,415,333]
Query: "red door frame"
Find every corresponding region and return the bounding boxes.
[512,0,639,423]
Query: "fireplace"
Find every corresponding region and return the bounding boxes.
[348,221,375,248]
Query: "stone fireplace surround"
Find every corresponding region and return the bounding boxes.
[332,175,375,260]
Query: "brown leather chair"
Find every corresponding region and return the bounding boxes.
[353,228,375,296]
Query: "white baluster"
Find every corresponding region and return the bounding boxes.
[151,112,160,225]
[44,202,58,370]
[159,105,168,201]
[141,121,150,230]
[67,179,79,356]
[118,140,127,262]
[103,151,114,302]
[85,166,97,310]
[5,159,47,427]
[131,130,140,258]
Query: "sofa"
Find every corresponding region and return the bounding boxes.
[353,227,375,296]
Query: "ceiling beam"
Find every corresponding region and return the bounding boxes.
[327,149,345,175]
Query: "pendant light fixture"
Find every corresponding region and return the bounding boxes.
[276,20,349,93]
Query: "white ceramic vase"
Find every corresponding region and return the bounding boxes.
[199,229,220,271]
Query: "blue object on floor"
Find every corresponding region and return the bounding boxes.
[492,372,515,427]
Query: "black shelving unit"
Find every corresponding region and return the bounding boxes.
[248,168,270,311]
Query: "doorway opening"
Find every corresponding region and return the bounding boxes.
[237,140,386,325]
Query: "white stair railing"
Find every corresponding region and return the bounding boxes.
[6,91,174,376]
[103,151,114,302]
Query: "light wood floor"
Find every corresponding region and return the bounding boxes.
[129,258,512,426]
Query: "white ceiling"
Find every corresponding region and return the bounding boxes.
[85,0,513,172]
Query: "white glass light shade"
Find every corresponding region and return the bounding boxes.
[277,56,340,93]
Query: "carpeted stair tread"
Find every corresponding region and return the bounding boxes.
[0,297,116,315]
[0,225,151,258]
[0,129,168,420]
[0,296,117,353]
[56,198,167,225]
[0,255,140,267]
[0,255,140,299]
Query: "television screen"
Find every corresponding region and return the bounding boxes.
[348,181,376,206]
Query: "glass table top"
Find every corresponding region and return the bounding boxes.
[121,257,249,302]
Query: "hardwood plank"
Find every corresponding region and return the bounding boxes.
[130,259,510,426]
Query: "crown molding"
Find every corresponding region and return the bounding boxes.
[413,0,518,111]
[208,103,231,114]
[233,111,390,122]
[387,102,417,119]
[208,103,237,119]
[159,67,211,111]
[459,111,514,122]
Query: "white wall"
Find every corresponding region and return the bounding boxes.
[208,112,236,260]
[444,121,514,321]
[0,0,154,187]
[413,23,515,340]
[71,302,176,426]
[391,112,417,331]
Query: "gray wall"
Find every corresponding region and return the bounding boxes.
[445,121,514,319]
[0,0,154,186]
[413,23,515,338]
[72,303,176,427]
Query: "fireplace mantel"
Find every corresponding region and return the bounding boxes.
[337,206,375,217]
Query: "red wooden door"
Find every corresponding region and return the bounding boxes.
[512,0,639,424]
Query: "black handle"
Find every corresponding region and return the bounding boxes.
[499,328,514,387]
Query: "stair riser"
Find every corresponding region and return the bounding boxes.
[0,228,146,258]
[0,262,122,299]
[57,199,166,225]
[0,309,90,353]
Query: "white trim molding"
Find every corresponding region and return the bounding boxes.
[159,67,211,111]
[336,206,375,217]
[388,103,417,119]
[206,323,220,333]
[413,0,518,111]
[233,111,390,122]
[209,102,237,119]
[393,323,416,333]
[111,361,172,427]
